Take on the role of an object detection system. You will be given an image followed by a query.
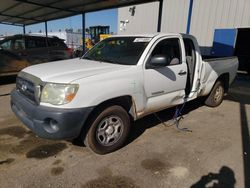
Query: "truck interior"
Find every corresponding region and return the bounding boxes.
[234,28,250,73]
[183,38,196,95]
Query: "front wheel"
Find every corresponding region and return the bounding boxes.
[205,80,225,107]
[85,105,130,154]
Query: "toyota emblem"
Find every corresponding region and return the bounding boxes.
[21,84,27,91]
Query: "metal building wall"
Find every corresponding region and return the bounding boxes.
[117,2,159,34]
[117,0,189,34]
[161,0,189,33]
[117,0,250,54]
[190,0,250,54]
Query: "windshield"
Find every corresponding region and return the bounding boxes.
[82,37,151,65]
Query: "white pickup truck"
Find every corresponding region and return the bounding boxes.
[11,33,238,154]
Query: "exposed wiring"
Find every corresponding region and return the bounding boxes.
[154,98,192,132]
[172,101,192,132]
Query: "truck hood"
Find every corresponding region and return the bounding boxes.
[22,58,130,83]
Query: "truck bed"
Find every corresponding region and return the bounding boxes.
[202,55,237,61]
[199,56,238,97]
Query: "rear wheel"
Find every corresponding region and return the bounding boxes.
[247,69,250,75]
[84,105,130,154]
[205,80,225,107]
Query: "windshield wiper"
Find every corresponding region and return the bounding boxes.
[83,56,121,65]
[82,56,104,63]
[97,58,119,64]
[82,56,93,60]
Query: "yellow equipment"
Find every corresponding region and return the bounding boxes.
[99,34,111,41]
[84,26,111,50]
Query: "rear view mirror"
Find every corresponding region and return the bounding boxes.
[147,55,169,68]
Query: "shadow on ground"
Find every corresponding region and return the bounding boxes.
[189,73,249,188]
[72,97,205,147]
[191,166,236,188]
[0,75,16,97]
[127,97,205,145]
[0,75,16,85]
[225,73,250,188]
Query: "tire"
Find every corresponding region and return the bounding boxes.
[85,105,130,154]
[205,80,225,107]
[247,69,250,75]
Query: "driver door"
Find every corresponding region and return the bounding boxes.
[143,37,187,113]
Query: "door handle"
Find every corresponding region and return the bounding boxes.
[178,70,187,76]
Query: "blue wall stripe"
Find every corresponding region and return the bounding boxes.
[186,0,194,34]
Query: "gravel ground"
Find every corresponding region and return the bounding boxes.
[0,74,249,188]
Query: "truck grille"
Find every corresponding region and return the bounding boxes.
[16,77,37,103]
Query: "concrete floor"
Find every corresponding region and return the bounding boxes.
[0,74,249,188]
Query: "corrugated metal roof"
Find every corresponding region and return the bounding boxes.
[0,0,158,26]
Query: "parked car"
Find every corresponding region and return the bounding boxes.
[0,49,30,76]
[0,34,72,76]
[11,33,238,154]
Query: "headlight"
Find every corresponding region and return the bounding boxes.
[41,83,79,105]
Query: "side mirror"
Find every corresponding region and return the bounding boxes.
[147,55,170,68]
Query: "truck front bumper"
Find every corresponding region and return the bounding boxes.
[10,89,93,140]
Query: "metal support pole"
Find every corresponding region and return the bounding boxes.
[157,0,163,32]
[23,25,26,34]
[45,21,48,37]
[186,0,194,34]
[82,13,85,53]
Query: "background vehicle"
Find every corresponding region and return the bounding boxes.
[74,26,111,56]
[0,34,72,75]
[0,49,29,76]
[11,33,238,154]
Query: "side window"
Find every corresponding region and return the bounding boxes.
[13,38,25,50]
[0,39,12,50]
[151,38,182,66]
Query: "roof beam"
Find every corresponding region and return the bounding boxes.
[1,0,158,26]
[24,0,157,26]
[14,0,80,14]
[28,0,109,20]
[71,0,158,14]
[0,21,23,27]
[0,12,41,22]
[2,0,62,23]
[1,2,22,13]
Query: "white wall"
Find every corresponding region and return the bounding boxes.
[118,2,159,34]
[118,0,190,34]
[161,0,189,33]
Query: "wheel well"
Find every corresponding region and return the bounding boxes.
[96,96,132,111]
[77,96,133,143]
[217,73,230,93]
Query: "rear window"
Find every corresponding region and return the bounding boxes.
[26,37,47,49]
[48,38,67,48]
